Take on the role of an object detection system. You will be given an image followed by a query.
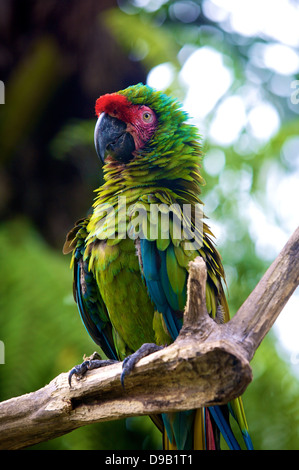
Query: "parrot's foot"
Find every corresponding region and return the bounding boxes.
[68,351,118,387]
[121,343,164,387]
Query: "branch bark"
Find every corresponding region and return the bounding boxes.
[0,227,298,450]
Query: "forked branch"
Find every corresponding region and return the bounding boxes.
[0,227,298,450]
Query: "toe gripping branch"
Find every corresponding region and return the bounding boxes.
[120,344,164,387]
[68,344,164,389]
[68,355,118,387]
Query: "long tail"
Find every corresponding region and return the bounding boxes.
[162,399,253,450]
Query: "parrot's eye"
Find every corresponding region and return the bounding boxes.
[142,111,153,123]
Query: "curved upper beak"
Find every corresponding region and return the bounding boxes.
[94,113,135,163]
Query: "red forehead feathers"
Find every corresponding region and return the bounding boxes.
[95,93,133,122]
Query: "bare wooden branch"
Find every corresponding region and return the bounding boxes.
[0,226,298,450]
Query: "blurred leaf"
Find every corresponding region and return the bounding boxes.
[103,8,180,71]
[0,38,64,163]
[50,119,95,159]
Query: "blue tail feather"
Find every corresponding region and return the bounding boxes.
[209,406,241,450]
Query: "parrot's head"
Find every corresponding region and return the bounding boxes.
[94,83,202,187]
[94,91,158,164]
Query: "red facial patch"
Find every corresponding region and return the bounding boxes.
[95,93,134,122]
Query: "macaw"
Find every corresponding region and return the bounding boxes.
[63,83,253,450]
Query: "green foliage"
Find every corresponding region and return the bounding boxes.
[246,335,299,450]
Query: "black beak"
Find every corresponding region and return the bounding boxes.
[94,113,135,163]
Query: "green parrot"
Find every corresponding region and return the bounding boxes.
[64,83,253,450]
